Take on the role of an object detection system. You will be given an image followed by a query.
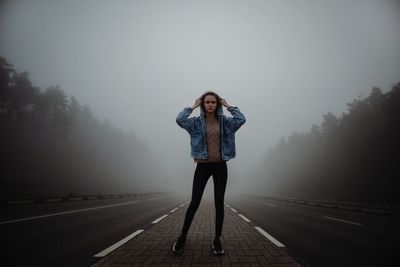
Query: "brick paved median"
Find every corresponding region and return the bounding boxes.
[91,200,301,266]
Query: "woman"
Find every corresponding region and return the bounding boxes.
[173,91,246,255]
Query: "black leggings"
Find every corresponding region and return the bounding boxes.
[181,161,228,238]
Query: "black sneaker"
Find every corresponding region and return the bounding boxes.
[172,235,186,254]
[212,237,224,255]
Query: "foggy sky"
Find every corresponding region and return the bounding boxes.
[1,0,399,194]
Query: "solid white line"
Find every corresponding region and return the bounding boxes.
[255,226,285,247]
[224,202,230,208]
[179,203,186,207]
[0,200,142,225]
[265,202,276,207]
[152,214,168,224]
[238,214,251,222]
[323,216,362,226]
[170,208,178,213]
[93,229,144,257]
[231,208,237,213]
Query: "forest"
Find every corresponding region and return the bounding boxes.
[0,56,156,200]
[257,82,400,204]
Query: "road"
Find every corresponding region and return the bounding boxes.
[0,193,187,267]
[2,192,399,266]
[226,194,400,267]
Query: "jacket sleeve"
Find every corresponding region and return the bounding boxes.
[176,107,195,133]
[225,106,246,132]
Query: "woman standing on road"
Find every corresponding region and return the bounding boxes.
[173,91,246,255]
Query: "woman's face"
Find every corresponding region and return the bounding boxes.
[204,95,217,114]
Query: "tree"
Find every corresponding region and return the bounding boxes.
[44,85,67,112]
[8,71,39,115]
[321,112,338,135]
[0,56,16,109]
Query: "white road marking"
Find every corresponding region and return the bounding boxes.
[265,202,276,207]
[231,208,237,213]
[224,202,230,208]
[152,214,168,224]
[170,208,178,213]
[255,226,285,247]
[1,197,162,225]
[179,203,186,207]
[323,216,362,226]
[238,214,251,222]
[93,229,144,257]
[0,200,143,225]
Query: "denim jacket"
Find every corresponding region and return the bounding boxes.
[176,105,246,161]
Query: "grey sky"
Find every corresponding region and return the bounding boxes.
[1,0,399,194]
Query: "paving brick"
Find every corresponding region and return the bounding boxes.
[91,200,301,266]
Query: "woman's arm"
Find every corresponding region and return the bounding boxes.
[191,97,201,110]
[176,97,201,132]
[221,98,246,132]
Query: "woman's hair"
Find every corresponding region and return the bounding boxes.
[200,91,222,115]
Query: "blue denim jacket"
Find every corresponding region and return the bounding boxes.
[176,105,246,161]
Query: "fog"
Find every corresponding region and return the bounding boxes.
[1,0,400,198]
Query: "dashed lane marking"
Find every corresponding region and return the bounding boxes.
[255,226,285,247]
[152,214,168,224]
[227,203,285,248]
[94,202,184,258]
[93,229,144,257]
[238,214,251,222]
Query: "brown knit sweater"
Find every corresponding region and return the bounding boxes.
[194,116,224,163]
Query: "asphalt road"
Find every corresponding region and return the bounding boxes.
[226,194,400,267]
[2,192,399,266]
[0,193,187,267]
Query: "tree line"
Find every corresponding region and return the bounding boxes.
[0,56,158,200]
[257,83,400,204]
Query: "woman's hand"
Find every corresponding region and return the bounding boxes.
[191,97,202,109]
[220,98,231,108]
